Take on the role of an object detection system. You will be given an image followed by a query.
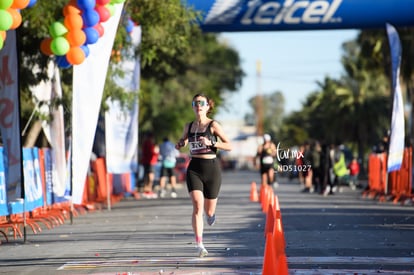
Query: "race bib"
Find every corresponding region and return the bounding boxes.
[262,156,274,165]
[189,141,208,154]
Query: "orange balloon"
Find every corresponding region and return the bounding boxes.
[66,47,85,65]
[64,13,83,30]
[11,0,30,9]
[8,9,22,30]
[40,37,53,56]
[65,29,86,47]
[63,2,81,16]
[0,30,6,41]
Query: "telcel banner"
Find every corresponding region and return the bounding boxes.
[183,0,414,32]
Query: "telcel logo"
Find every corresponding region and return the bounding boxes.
[240,0,343,25]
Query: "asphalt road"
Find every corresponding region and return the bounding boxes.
[0,170,413,275]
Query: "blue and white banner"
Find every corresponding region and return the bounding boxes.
[105,25,141,174]
[386,23,405,173]
[0,30,22,201]
[183,0,414,32]
[22,148,43,211]
[0,148,8,215]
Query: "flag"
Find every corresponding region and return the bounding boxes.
[385,23,405,172]
[0,30,23,201]
[30,62,67,197]
[71,3,124,204]
[105,25,141,173]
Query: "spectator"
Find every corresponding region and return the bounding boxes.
[348,157,360,190]
[159,137,180,198]
[141,132,159,199]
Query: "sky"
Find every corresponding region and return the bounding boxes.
[215,29,359,121]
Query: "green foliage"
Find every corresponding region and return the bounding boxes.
[12,0,244,146]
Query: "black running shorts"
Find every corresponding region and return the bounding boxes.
[186,158,221,199]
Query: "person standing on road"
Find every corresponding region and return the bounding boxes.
[175,93,232,258]
[141,132,159,199]
[159,137,180,198]
[255,134,277,188]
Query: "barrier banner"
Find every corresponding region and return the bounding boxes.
[386,23,405,172]
[183,0,414,32]
[72,3,125,204]
[42,148,53,205]
[0,148,8,215]
[22,148,43,211]
[0,30,22,201]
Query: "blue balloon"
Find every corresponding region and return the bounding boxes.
[27,0,37,8]
[80,45,90,58]
[83,27,99,44]
[77,0,95,10]
[82,9,100,27]
[56,56,72,69]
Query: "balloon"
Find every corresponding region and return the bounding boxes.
[66,46,85,65]
[65,28,86,47]
[106,4,115,16]
[0,30,6,40]
[93,23,104,37]
[63,3,81,16]
[56,55,71,69]
[51,36,70,56]
[0,0,13,9]
[0,9,13,31]
[49,21,68,37]
[80,44,89,57]
[8,8,22,30]
[0,38,3,50]
[95,5,110,22]
[40,37,53,56]
[83,27,99,44]
[11,0,30,9]
[96,0,110,5]
[27,0,37,8]
[64,13,83,30]
[77,0,95,10]
[82,9,100,27]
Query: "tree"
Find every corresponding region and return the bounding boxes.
[246,91,285,139]
[14,1,244,145]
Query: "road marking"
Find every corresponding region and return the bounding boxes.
[58,256,414,274]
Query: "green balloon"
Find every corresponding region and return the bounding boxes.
[0,38,4,50]
[0,0,13,10]
[0,9,13,31]
[51,37,70,56]
[49,21,68,38]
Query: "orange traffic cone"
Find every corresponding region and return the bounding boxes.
[276,254,289,275]
[273,218,288,274]
[264,203,275,236]
[262,232,277,275]
[250,181,259,202]
[274,195,281,220]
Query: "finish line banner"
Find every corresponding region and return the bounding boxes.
[183,0,414,32]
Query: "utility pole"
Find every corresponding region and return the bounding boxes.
[256,60,264,136]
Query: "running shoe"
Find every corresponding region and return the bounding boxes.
[170,191,177,198]
[197,244,208,258]
[206,214,216,226]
